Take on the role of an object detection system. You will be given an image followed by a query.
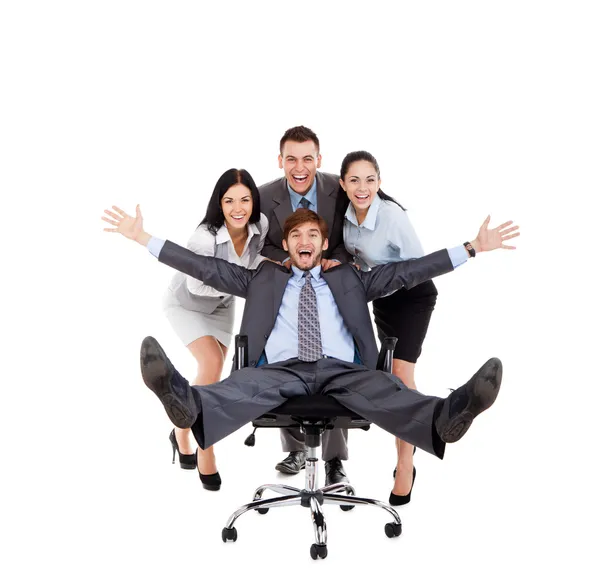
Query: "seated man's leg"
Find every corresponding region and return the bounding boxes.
[140,337,310,450]
[319,357,502,459]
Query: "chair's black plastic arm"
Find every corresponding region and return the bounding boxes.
[234,334,248,371]
[376,337,398,373]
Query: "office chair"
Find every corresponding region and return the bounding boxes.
[220,335,402,560]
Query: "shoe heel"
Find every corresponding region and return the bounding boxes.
[169,429,197,470]
[389,466,416,507]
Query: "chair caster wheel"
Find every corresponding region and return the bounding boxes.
[310,543,328,560]
[256,508,269,515]
[221,527,238,542]
[384,522,402,538]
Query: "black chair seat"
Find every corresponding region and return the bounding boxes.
[252,395,370,430]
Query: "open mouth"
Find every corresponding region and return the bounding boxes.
[297,249,314,263]
[292,174,309,186]
[231,215,246,222]
[354,194,369,201]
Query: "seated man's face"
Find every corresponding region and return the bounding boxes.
[282,222,329,271]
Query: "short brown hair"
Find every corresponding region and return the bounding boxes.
[279,126,320,154]
[283,209,328,241]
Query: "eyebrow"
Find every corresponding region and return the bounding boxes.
[349,174,377,179]
[223,195,251,200]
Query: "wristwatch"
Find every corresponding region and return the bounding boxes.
[463,241,476,258]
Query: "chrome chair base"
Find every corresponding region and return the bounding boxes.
[221,447,402,559]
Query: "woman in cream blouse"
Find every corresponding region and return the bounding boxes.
[162,168,267,490]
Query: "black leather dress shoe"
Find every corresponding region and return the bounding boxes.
[275,451,306,474]
[435,358,503,443]
[140,336,197,429]
[325,458,349,486]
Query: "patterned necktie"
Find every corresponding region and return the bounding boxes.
[298,197,310,210]
[297,271,323,361]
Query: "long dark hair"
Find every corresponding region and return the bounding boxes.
[199,169,261,234]
[339,151,406,210]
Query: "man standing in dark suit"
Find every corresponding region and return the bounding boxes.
[259,126,351,482]
[102,205,519,471]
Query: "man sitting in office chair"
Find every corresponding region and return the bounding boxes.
[102,206,519,461]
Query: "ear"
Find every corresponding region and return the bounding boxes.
[278,154,283,169]
[282,239,288,251]
[322,238,329,251]
[339,178,346,192]
[316,154,322,169]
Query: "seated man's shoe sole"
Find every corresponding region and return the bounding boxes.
[436,358,502,444]
[140,337,197,429]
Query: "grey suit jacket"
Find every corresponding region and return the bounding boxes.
[158,241,454,369]
[258,172,351,264]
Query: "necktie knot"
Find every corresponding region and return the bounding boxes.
[298,197,310,210]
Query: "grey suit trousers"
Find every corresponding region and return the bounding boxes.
[280,426,347,461]
[189,357,446,459]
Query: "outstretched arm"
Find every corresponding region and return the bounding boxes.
[102,204,150,245]
[362,216,520,302]
[102,205,252,298]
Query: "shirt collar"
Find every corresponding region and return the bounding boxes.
[344,193,381,230]
[287,178,318,210]
[215,220,260,245]
[291,264,322,282]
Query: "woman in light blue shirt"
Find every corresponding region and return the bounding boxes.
[339,151,438,507]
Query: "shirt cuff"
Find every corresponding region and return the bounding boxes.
[148,237,166,258]
[447,245,469,268]
[282,257,291,264]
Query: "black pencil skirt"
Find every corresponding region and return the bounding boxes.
[372,280,438,363]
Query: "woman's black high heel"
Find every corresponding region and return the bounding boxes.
[198,469,221,491]
[389,466,416,506]
[169,429,197,470]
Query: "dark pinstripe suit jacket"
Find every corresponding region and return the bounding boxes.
[158,241,454,369]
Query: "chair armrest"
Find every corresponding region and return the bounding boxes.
[376,337,398,373]
[234,334,248,370]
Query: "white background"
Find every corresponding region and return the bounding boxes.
[1,1,599,579]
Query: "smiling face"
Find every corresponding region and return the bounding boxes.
[221,183,253,231]
[282,221,329,271]
[278,140,322,195]
[339,160,381,214]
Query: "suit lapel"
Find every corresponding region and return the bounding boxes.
[316,172,337,230]
[321,267,355,332]
[273,179,294,232]
[273,266,293,321]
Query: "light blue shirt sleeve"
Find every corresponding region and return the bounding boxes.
[147,237,166,258]
[447,245,469,268]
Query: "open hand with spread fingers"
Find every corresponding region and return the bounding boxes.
[471,215,520,253]
[101,205,150,246]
